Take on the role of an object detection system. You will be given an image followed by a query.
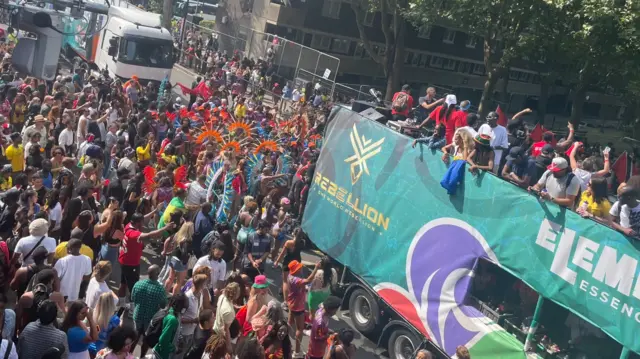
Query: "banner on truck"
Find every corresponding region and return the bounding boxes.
[302,109,640,357]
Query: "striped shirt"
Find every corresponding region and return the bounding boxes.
[17,320,69,359]
[131,279,168,325]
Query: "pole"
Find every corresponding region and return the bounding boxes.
[620,347,631,359]
[524,296,544,351]
[180,0,190,45]
[294,48,302,83]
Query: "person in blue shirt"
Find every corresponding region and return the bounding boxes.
[193,203,215,258]
[412,124,446,150]
[61,300,99,358]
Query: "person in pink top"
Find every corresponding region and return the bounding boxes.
[307,296,342,359]
[287,259,320,358]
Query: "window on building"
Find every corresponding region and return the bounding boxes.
[321,0,341,19]
[331,38,350,54]
[518,72,531,83]
[418,25,431,39]
[443,29,456,44]
[411,53,420,67]
[465,35,478,48]
[355,43,364,58]
[509,70,520,80]
[311,34,332,50]
[459,62,471,74]
[378,45,386,56]
[443,58,457,70]
[430,56,443,68]
[404,51,413,65]
[419,54,428,67]
[472,63,485,75]
[363,11,375,26]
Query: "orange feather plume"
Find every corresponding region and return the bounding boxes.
[196,130,223,144]
[228,122,252,137]
[254,140,278,154]
[309,134,322,141]
[221,141,241,154]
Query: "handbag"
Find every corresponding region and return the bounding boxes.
[187,254,197,270]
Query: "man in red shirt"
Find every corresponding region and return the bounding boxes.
[530,122,575,157]
[391,84,414,122]
[119,213,174,299]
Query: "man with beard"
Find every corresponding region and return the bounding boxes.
[529,157,581,209]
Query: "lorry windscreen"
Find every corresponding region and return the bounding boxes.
[118,36,173,69]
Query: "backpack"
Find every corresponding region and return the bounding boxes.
[200,230,220,256]
[392,92,409,112]
[144,308,169,347]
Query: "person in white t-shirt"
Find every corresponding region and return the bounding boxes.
[213,282,241,343]
[14,218,57,266]
[610,186,640,237]
[85,260,118,309]
[58,117,75,154]
[53,238,92,301]
[193,241,227,295]
[478,111,509,173]
[185,175,208,215]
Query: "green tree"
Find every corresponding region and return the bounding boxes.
[351,0,407,101]
[405,0,546,117]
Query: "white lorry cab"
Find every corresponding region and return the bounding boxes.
[63,5,174,83]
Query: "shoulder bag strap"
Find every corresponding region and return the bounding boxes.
[22,236,46,262]
[4,339,13,359]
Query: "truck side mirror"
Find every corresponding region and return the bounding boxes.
[108,37,119,57]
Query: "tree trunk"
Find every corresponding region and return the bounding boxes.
[569,84,587,126]
[162,0,173,30]
[478,68,501,118]
[537,78,550,124]
[383,22,405,102]
[500,74,509,109]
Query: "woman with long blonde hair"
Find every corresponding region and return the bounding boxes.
[441,129,474,162]
[88,292,121,357]
[165,222,195,294]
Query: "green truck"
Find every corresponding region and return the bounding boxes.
[302,108,640,359]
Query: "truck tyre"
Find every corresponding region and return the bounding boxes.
[348,288,379,334]
[388,328,421,359]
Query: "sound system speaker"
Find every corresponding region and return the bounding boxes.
[358,108,387,124]
[352,100,392,124]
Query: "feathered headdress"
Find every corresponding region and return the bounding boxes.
[254,140,278,154]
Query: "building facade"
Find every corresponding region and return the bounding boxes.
[221,0,621,119]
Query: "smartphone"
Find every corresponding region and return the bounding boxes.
[117,306,126,317]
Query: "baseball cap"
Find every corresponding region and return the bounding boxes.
[541,144,554,155]
[445,94,457,106]
[547,157,569,172]
[506,146,525,161]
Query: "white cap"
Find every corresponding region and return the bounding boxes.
[175,97,182,103]
[445,94,457,106]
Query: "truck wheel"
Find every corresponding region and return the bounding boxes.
[348,288,379,334]
[388,328,421,359]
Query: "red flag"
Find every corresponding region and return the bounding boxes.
[177,82,212,99]
[530,123,544,142]
[496,106,508,127]
[612,151,629,183]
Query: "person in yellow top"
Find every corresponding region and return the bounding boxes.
[234,97,247,119]
[577,177,612,222]
[6,27,17,46]
[5,132,24,175]
[0,164,12,190]
[136,137,153,168]
[54,239,94,262]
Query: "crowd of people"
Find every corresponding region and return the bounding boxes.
[0,32,358,359]
[396,84,639,238]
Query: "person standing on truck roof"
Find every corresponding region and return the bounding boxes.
[390,84,414,123]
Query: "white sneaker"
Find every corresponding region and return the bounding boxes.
[292,352,306,359]
[303,329,311,337]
